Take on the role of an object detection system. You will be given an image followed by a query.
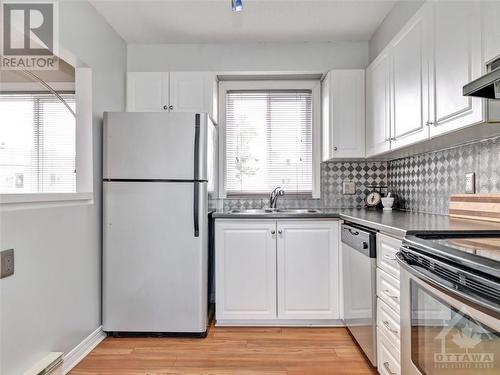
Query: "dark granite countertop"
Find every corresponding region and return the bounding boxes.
[339,208,500,238]
[212,208,500,239]
[211,209,340,220]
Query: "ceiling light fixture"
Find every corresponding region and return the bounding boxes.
[231,0,243,12]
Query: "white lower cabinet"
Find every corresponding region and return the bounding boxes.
[377,327,401,375]
[215,220,277,320]
[215,219,340,325]
[277,221,340,320]
[376,233,402,375]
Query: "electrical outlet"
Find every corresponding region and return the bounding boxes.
[0,249,14,278]
[343,181,356,195]
[465,172,476,194]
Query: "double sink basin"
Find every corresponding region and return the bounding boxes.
[229,208,322,215]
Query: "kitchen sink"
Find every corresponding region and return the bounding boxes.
[229,208,322,214]
[276,209,322,214]
[229,209,276,214]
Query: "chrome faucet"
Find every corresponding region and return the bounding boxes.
[269,187,285,209]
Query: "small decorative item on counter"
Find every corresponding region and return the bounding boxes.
[381,192,394,211]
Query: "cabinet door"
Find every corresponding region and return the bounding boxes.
[169,72,217,118]
[390,8,430,150]
[277,220,340,320]
[126,72,169,112]
[366,52,391,157]
[328,70,365,159]
[321,72,332,161]
[429,1,483,137]
[482,1,500,64]
[215,220,277,321]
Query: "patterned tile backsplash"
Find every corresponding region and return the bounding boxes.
[387,136,500,215]
[214,136,500,215]
[216,161,388,211]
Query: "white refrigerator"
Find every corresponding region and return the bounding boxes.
[102,112,216,336]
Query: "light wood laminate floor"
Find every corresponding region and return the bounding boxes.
[70,324,377,375]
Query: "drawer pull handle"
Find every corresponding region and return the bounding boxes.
[383,361,397,375]
[383,320,399,335]
[384,290,399,300]
[383,254,396,261]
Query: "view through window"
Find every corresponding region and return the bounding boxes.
[0,93,76,193]
[225,90,313,195]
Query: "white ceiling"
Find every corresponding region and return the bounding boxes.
[90,0,396,44]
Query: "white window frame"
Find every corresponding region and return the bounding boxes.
[218,80,321,199]
[0,67,93,207]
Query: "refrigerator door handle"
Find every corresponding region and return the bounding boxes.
[194,114,200,181]
[193,114,200,237]
[193,181,200,237]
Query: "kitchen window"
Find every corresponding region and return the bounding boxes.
[219,80,321,198]
[0,66,93,205]
[0,93,76,194]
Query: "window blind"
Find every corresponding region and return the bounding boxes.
[0,93,76,193]
[226,90,313,195]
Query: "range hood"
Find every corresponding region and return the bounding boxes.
[463,56,500,99]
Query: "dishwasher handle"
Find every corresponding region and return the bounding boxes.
[341,224,376,258]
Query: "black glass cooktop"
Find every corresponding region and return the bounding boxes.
[427,237,500,262]
[402,232,500,278]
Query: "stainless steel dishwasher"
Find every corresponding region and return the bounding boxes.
[341,223,377,367]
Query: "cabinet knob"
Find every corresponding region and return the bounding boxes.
[163,105,168,111]
[278,230,283,235]
[333,147,338,151]
[271,230,276,235]
[169,105,174,110]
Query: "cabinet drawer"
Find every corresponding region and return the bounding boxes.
[377,268,400,314]
[377,327,401,375]
[377,298,400,346]
[377,234,402,279]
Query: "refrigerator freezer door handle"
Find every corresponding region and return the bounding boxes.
[193,181,199,237]
[194,114,200,181]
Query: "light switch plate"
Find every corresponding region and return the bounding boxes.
[465,172,476,194]
[343,181,356,195]
[0,249,14,278]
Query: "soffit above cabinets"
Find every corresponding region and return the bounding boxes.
[89,0,396,44]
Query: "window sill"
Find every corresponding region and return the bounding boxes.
[0,192,93,206]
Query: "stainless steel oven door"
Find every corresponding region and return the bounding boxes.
[398,254,500,375]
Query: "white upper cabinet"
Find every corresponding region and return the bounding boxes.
[169,72,218,119]
[321,70,365,160]
[429,1,483,137]
[389,8,430,150]
[482,0,500,64]
[277,220,340,320]
[126,72,169,112]
[365,1,499,157]
[126,72,218,120]
[366,52,391,157]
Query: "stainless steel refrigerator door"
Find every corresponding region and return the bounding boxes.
[103,112,209,181]
[103,181,208,333]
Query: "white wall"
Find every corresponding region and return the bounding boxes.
[0,2,126,374]
[368,0,424,62]
[127,42,369,72]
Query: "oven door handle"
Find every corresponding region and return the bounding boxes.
[396,251,500,315]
